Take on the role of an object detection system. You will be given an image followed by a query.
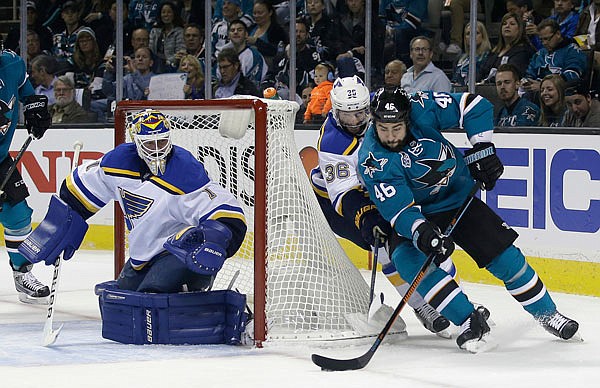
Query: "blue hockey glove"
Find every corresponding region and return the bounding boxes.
[23,95,51,139]
[360,207,393,247]
[412,221,454,265]
[164,220,232,276]
[18,195,88,265]
[464,142,503,191]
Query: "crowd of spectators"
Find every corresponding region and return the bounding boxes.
[3,0,599,127]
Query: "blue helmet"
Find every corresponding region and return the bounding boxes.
[129,109,173,176]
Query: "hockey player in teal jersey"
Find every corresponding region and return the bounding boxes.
[358,87,580,351]
[0,48,52,304]
[311,76,456,337]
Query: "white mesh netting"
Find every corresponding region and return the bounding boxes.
[119,99,384,342]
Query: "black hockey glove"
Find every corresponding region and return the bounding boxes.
[412,221,454,265]
[464,142,503,191]
[23,95,52,139]
[360,208,393,247]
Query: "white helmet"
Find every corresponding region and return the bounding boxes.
[330,76,371,136]
[129,109,173,176]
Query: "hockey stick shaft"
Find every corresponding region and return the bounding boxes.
[368,234,380,304]
[312,182,481,371]
[42,140,84,346]
[0,134,34,197]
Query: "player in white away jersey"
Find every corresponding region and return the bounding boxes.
[20,109,247,293]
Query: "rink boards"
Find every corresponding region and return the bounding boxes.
[5,128,600,296]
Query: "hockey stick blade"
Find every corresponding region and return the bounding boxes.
[312,348,376,371]
[42,322,64,347]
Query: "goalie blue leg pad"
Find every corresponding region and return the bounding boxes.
[0,201,33,268]
[117,254,213,293]
[392,242,473,325]
[95,281,249,345]
[486,245,556,317]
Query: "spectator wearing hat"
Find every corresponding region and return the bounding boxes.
[5,1,54,52]
[49,75,92,124]
[563,82,600,127]
[52,1,86,61]
[149,1,185,73]
[30,55,59,105]
[67,27,105,93]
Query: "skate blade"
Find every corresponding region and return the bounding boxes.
[566,332,584,342]
[435,328,452,339]
[18,293,49,305]
[463,333,497,354]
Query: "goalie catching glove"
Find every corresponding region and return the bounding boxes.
[464,142,503,191]
[412,221,454,265]
[164,220,232,276]
[359,206,392,247]
[23,95,52,139]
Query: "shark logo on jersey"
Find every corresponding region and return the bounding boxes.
[414,144,456,194]
[361,152,388,178]
[522,106,537,122]
[119,187,154,230]
[0,96,16,135]
[410,90,428,108]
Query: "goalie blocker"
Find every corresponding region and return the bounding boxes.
[95,281,250,345]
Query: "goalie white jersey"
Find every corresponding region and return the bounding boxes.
[62,143,246,269]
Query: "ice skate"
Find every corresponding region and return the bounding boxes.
[414,303,452,339]
[539,311,582,341]
[13,263,49,305]
[472,302,495,326]
[456,309,494,353]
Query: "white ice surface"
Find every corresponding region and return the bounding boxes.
[1,251,598,388]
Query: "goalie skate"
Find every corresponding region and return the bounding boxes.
[13,263,49,305]
[539,311,581,341]
[413,304,451,339]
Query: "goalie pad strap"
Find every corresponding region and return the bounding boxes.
[18,195,88,265]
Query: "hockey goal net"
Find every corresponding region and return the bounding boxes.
[114,98,390,345]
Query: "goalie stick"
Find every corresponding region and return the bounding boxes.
[311,182,481,371]
[42,140,84,347]
[0,134,34,211]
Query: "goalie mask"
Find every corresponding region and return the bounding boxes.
[129,109,173,176]
[330,76,371,136]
